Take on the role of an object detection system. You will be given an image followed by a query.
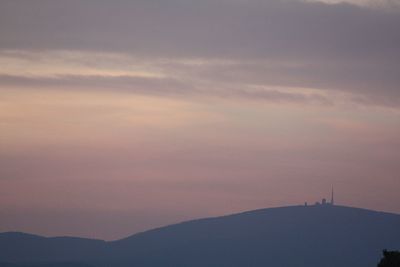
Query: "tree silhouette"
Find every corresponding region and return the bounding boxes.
[377,250,400,267]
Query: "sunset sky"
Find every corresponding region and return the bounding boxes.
[1,0,400,240]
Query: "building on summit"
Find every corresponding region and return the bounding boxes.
[308,187,334,206]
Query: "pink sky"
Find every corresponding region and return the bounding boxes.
[0,0,400,240]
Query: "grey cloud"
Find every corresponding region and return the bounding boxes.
[154,59,400,106]
[0,0,399,61]
[0,0,399,105]
[0,74,331,104]
[190,61,400,101]
[0,74,189,94]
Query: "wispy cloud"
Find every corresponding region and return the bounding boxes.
[1,0,399,107]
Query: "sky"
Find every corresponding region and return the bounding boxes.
[0,0,400,240]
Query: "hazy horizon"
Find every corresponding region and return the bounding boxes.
[1,0,400,240]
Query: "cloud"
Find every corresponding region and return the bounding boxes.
[0,74,332,105]
[0,0,399,106]
[0,74,188,94]
[1,0,399,59]
[305,0,400,10]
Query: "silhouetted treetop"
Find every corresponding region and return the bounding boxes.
[378,250,400,267]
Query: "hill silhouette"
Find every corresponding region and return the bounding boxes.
[1,205,400,267]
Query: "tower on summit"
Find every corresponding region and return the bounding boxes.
[307,187,335,206]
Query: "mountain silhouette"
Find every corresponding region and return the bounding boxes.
[1,205,400,267]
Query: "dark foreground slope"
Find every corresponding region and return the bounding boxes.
[1,205,400,267]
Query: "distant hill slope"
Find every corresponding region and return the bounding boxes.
[1,205,400,267]
[0,232,106,263]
